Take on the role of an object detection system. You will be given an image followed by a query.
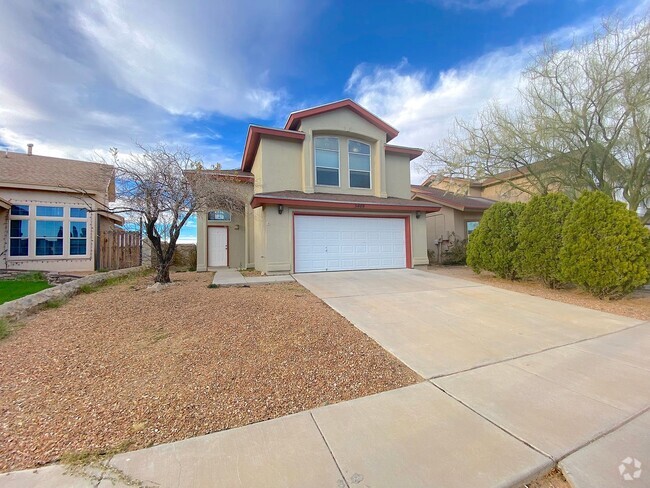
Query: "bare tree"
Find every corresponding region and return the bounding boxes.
[424,16,650,221]
[104,144,247,283]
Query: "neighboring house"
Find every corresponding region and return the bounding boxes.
[411,185,496,253]
[0,146,122,272]
[196,99,440,273]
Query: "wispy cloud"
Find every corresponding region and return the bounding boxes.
[346,52,528,183]
[0,0,313,164]
[429,0,534,14]
[345,5,645,183]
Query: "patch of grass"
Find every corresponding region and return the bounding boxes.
[0,319,10,340]
[207,283,219,289]
[44,297,69,309]
[61,440,134,467]
[78,284,99,294]
[0,276,52,305]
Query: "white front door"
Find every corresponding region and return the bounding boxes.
[294,215,407,273]
[208,227,228,267]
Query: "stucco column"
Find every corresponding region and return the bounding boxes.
[302,133,314,193]
[377,139,387,198]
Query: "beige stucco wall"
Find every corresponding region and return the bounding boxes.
[0,188,104,272]
[253,207,428,274]
[294,108,389,198]
[425,206,484,261]
[385,153,412,199]
[196,182,253,272]
[254,137,303,194]
[480,178,533,202]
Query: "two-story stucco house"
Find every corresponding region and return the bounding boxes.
[196,99,440,274]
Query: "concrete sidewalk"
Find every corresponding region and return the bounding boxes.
[211,268,294,287]
[0,383,553,488]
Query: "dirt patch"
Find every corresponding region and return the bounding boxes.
[429,266,650,321]
[524,468,571,488]
[0,272,419,471]
[240,269,264,277]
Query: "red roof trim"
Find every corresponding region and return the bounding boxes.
[241,125,305,172]
[284,99,399,142]
[251,195,440,213]
[385,144,424,160]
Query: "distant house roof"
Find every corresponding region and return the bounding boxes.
[284,99,399,141]
[0,151,116,200]
[411,185,496,212]
[251,190,441,213]
[185,168,254,183]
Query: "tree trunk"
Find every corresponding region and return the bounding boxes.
[155,261,171,283]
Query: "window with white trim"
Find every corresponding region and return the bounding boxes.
[348,140,371,188]
[314,136,340,186]
[7,204,90,258]
[9,205,29,256]
[70,208,88,255]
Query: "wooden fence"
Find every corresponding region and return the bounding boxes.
[98,228,141,271]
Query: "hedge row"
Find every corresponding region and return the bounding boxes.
[466,192,650,298]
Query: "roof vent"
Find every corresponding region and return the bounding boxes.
[27,143,33,156]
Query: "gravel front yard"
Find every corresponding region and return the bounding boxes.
[0,272,419,472]
[429,265,650,321]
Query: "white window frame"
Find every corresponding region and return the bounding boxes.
[314,136,340,187]
[69,207,89,256]
[9,205,30,257]
[6,203,91,260]
[347,139,372,189]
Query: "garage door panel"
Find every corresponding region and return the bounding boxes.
[295,215,407,273]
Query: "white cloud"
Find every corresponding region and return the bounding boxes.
[431,0,533,13]
[346,52,528,183]
[0,0,313,165]
[345,6,645,184]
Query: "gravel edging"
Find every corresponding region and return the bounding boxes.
[0,266,149,322]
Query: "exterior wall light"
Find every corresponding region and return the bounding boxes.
[278,204,284,214]
[416,211,421,219]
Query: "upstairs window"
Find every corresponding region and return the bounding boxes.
[315,137,340,186]
[348,140,371,188]
[208,210,231,221]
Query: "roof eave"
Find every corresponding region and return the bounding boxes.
[240,125,305,172]
[251,195,440,213]
[284,99,399,142]
[385,144,424,160]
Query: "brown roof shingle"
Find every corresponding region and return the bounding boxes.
[411,185,495,211]
[0,151,115,198]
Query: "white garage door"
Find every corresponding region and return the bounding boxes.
[294,215,407,273]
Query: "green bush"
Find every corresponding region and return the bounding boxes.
[466,201,526,279]
[559,191,650,298]
[516,193,573,288]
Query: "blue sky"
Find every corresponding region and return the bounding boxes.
[0,0,646,242]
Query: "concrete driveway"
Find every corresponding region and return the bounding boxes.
[295,268,644,378]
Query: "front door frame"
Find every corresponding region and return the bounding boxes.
[207,224,229,267]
